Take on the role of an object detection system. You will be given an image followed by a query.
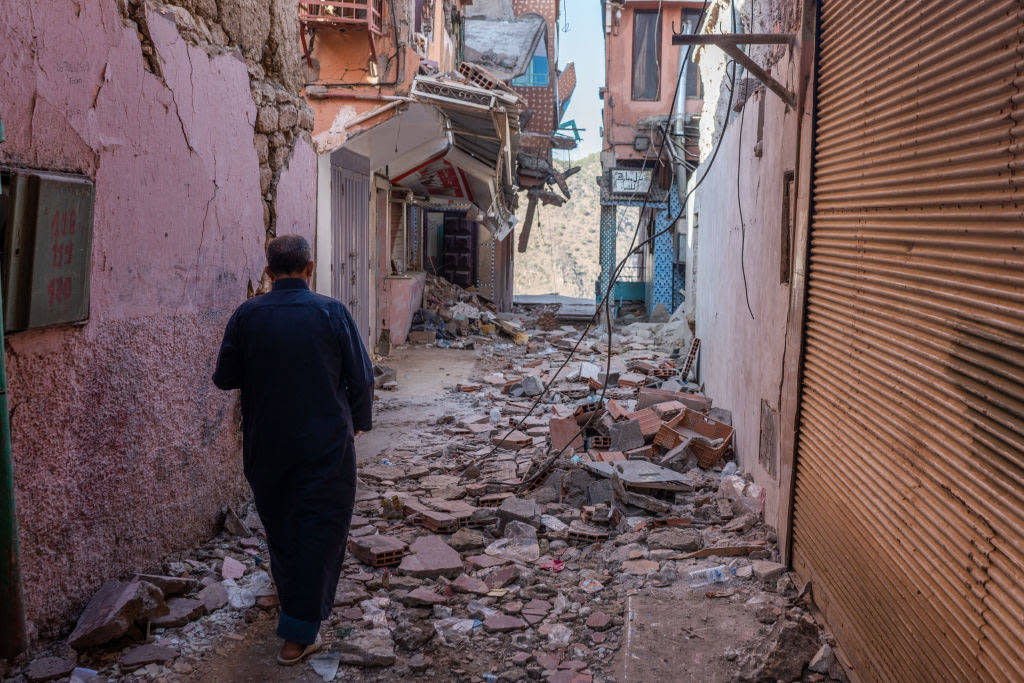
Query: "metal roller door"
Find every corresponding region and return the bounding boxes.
[792,0,1024,680]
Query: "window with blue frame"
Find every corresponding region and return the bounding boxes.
[513,38,549,87]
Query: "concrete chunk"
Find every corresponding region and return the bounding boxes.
[752,560,787,582]
[483,613,527,632]
[608,419,645,452]
[336,628,397,666]
[119,644,179,670]
[68,579,168,650]
[150,597,206,627]
[497,496,541,531]
[25,657,76,682]
[398,535,463,579]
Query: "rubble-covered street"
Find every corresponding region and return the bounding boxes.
[5,288,845,682]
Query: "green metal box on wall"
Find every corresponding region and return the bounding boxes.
[0,169,94,332]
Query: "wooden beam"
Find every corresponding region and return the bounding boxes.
[671,32,796,46]
[721,44,797,109]
[517,195,539,253]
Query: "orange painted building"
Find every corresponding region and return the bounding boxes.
[299,0,573,350]
[596,0,704,315]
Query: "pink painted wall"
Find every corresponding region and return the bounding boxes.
[0,0,315,636]
[275,137,317,242]
[690,64,798,531]
[383,272,427,345]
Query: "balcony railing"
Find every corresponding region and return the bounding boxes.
[298,0,384,36]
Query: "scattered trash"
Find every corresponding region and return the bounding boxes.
[689,564,737,588]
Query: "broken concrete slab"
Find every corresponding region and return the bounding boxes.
[398,535,464,579]
[608,420,645,452]
[752,560,787,582]
[738,618,819,682]
[119,644,179,671]
[150,597,206,628]
[496,496,541,531]
[522,375,544,396]
[68,579,169,650]
[448,527,488,551]
[135,574,201,597]
[582,459,694,492]
[452,574,489,595]
[197,583,228,613]
[221,556,246,579]
[401,587,447,607]
[646,529,702,552]
[621,559,660,575]
[336,628,397,667]
[25,657,76,682]
[483,613,527,632]
[334,580,371,606]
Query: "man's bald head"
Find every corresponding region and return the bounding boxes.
[266,234,313,278]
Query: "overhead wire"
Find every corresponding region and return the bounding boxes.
[469,1,746,482]
[733,1,756,320]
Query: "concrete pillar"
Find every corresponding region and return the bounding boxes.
[598,204,617,302]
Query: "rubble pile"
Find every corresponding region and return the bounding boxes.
[5,507,279,681]
[9,322,845,682]
[409,275,530,346]
[325,324,844,681]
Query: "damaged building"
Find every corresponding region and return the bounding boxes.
[302,0,574,353]
[0,0,316,643]
[596,0,704,319]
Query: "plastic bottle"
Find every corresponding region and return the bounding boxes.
[689,564,736,588]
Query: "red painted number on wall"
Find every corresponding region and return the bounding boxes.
[47,277,73,308]
[52,209,76,238]
[51,242,73,267]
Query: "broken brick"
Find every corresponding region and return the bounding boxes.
[550,416,584,453]
[483,613,526,632]
[348,535,408,567]
[398,535,463,578]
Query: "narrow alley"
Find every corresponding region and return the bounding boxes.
[5,294,831,682]
[3,0,1024,681]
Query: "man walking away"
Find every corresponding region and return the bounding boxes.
[213,234,374,664]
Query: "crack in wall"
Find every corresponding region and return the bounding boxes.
[118,0,315,240]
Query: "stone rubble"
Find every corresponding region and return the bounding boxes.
[7,304,848,682]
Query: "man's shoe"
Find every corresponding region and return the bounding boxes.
[276,635,323,666]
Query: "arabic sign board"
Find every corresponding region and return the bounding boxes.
[611,168,653,195]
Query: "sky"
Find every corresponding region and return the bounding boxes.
[555,0,604,161]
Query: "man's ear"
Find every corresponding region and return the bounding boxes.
[264,265,275,282]
[305,262,315,280]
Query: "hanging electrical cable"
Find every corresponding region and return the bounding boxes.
[468,2,739,478]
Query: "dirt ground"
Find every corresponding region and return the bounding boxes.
[354,346,481,462]
[6,330,839,683]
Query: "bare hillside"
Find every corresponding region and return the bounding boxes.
[514,153,637,300]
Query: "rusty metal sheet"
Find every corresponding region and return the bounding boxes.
[793,0,1024,680]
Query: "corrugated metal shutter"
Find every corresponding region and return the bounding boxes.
[792,1,1024,680]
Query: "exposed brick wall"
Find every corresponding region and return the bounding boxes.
[511,0,559,159]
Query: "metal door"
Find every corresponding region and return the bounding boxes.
[792,1,1024,679]
[331,164,371,347]
[441,216,477,288]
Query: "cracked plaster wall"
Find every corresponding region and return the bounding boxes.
[687,0,802,531]
[0,0,314,637]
